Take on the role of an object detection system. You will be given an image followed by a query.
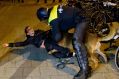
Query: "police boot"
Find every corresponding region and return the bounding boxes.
[85,66,92,78]
[73,71,87,79]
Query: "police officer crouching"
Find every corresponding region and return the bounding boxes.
[37,4,91,79]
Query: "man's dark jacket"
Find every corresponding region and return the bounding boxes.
[8,30,51,49]
[8,29,70,58]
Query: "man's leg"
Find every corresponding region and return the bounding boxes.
[51,43,71,58]
[45,39,71,58]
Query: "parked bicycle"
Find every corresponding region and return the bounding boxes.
[115,45,119,70]
[86,0,113,36]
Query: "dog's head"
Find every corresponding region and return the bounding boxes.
[97,23,110,37]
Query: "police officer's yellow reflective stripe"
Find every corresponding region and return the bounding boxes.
[48,5,58,24]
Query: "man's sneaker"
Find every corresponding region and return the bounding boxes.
[48,49,57,54]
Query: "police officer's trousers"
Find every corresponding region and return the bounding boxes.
[73,21,90,79]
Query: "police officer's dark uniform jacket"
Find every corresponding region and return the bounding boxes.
[47,5,90,79]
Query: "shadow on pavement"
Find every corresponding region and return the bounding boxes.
[9,45,49,79]
[5,45,78,79]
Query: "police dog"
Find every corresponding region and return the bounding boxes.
[55,22,119,70]
[85,22,119,70]
[63,22,119,70]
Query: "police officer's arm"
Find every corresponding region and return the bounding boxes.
[38,30,51,48]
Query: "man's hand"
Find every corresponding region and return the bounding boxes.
[2,43,9,47]
[40,41,45,48]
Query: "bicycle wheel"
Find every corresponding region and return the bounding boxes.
[89,11,107,33]
[115,47,119,70]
